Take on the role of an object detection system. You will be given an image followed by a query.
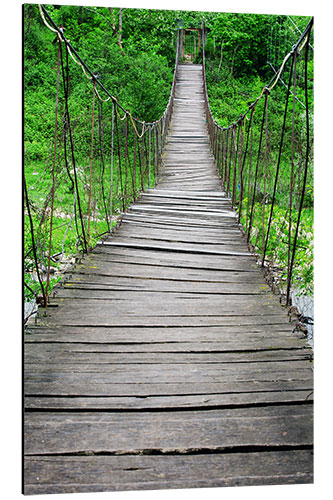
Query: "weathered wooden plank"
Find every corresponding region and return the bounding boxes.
[91,247,259,270]
[145,188,227,199]
[25,379,313,397]
[127,206,237,219]
[24,390,314,410]
[42,300,289,323]
[31,312,296,328]
[24,406,313,455]
[141,192,230,203]
[24,374,313,398]
[60,279,270,295]
[24,450,313,494]
[121,213,239,229]
[24,350,311,366]
[25,323,297,337]
[40,310,291,327]
[55,288,275,302]
[121,219,242,236]
[24,341,311,361]
[25,323,309,349]
[25,338,309,353]
[97,239,250,257]
[25,358,312,375]
[56,283,275,298]
[115,228,248,246]
[68,264,267,283]
[66,265,263,281]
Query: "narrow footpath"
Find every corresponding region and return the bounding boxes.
[24,64,313,494]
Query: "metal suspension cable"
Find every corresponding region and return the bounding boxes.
[261,56,295,267]
[98,100,110,232]
[87,80,97,249]
[261,91,270,253]
[247,95,269,242]
[24,177,47,307]
[267,61,309,113]
[39,5,120,106]
[114,109,125,211]
[45,38,61,300]
[238,107,254,223]
[286,33,311,304]
[109,101,115,229]
[245,119,254,233]
[59,40,88,253]
[287,15,314,51]
[38,3,57,33]
[287,50,298,292]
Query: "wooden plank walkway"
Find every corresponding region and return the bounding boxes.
[24,64,313,494]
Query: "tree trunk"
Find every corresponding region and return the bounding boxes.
[78,6,83,25]
[231,45,239,78]
[118,8,123,49]
[109,8,117,35]
[218,41,224,72]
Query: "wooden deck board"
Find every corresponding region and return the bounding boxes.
[24,450,313,494]
[24,63,313,494]
[25,406,313,456]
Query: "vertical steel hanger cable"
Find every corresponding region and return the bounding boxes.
[287,50,298,296]
[24,178,47,307]
[247,97,268,242]
[87,79,97,250]
[286,32,311,304]
[261,90,270,253]
[45,37,61,301]
[110,100,115,230]
[261,55,294,266]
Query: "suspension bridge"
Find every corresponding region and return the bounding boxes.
[24,8,313,495]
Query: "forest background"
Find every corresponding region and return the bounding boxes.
[23,0,314,306]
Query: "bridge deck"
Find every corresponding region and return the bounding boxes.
[24,64,313,494]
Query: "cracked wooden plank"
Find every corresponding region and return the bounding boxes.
[24,406,313,455]
[24,450,313,494]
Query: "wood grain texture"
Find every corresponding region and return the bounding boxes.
[24,64,313,494]
[24,450,313,494]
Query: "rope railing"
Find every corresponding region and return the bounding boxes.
[201,18,314,305]
[24,5,181,309]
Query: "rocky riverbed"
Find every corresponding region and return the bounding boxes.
[291,291,314,348]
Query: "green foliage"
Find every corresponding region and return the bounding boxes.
[24,5,314,305]
[241,203,314,294]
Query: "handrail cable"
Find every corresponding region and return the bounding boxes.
[287,15,314,51]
